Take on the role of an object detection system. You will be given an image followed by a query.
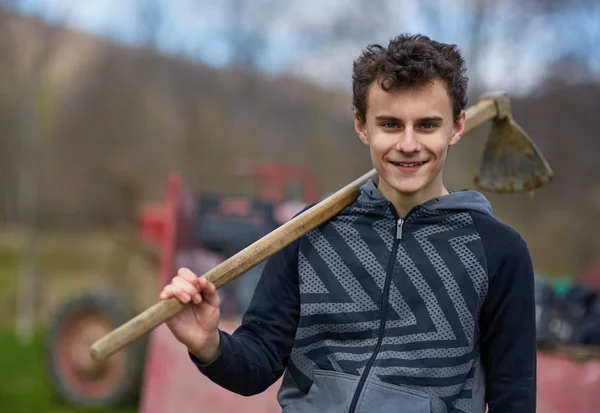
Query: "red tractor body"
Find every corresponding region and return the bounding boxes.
[137,166,318,412]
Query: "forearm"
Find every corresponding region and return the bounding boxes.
[483,276,537,411]
[190,329,284,396]
[482,279,537,412]
[486,376,536,413]
[484,264,536,411]
[188,231,305,396]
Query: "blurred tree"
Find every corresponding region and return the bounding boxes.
[0,4,67,343]
[179,0,287,70]
[324,0,391,46]
[222,0,273,69]
[535,0,600,82]
[0,4,20,224]
[138,0,163,48]
[414,0,546,96]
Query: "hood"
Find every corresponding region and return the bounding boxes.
[358,179,493,216]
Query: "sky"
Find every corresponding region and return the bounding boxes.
[6,0,594,95]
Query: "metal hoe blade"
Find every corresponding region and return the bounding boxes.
[474,114,554,194]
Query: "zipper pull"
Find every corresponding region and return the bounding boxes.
[396,218,404,239]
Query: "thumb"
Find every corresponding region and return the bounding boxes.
[198,277,221,308]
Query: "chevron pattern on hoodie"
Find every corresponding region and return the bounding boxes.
[287,204,489,413]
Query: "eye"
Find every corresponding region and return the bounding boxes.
[418,122,437,131]
[381,121,398,129]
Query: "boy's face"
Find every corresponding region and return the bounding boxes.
[354,78,465,202]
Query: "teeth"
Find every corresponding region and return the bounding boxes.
[394,162,424,167]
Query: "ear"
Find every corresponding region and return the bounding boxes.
[449,110,466,146]
[354,110,369,145]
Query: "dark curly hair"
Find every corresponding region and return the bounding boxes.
[352,34,468,122]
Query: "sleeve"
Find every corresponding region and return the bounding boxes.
[188,224,304,396]
[476,217,537,413]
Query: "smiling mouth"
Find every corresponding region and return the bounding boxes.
[389,161,428,167]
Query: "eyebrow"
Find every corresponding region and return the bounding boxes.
[374,115,443,123]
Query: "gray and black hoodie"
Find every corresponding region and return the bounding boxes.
[191,179,537,413]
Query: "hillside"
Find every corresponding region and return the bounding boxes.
[0,9,599,277]
[0,9,365,223]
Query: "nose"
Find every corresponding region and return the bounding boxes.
[394,128,420,153]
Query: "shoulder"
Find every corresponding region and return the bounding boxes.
[470,211,528,251]
[468,211,531,275]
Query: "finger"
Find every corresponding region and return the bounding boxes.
[177,267,200,286]
[174,271,203,303]
[170,284,192,303]
[175,269,201,302]
[170,279,196,303]
[159,284,173,300]
[172,276,199,293]
[172,277,200,301]
[198,277,220,308]
[192,293,202,304]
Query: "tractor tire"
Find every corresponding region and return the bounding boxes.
[46,290,147,408]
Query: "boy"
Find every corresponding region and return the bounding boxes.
[159,34,537,413]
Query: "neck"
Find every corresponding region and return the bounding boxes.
[378,176,449,218]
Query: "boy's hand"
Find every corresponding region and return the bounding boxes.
[159,267,222,364]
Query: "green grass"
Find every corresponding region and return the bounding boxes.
[0,246,19,294]
[0,230,144,412]
[0,230,155,412]
[0,326,138,413]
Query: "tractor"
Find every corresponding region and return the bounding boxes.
[45,161,322,412]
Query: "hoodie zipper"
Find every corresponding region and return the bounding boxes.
[396,218,404,239]
[346,215,404,413]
